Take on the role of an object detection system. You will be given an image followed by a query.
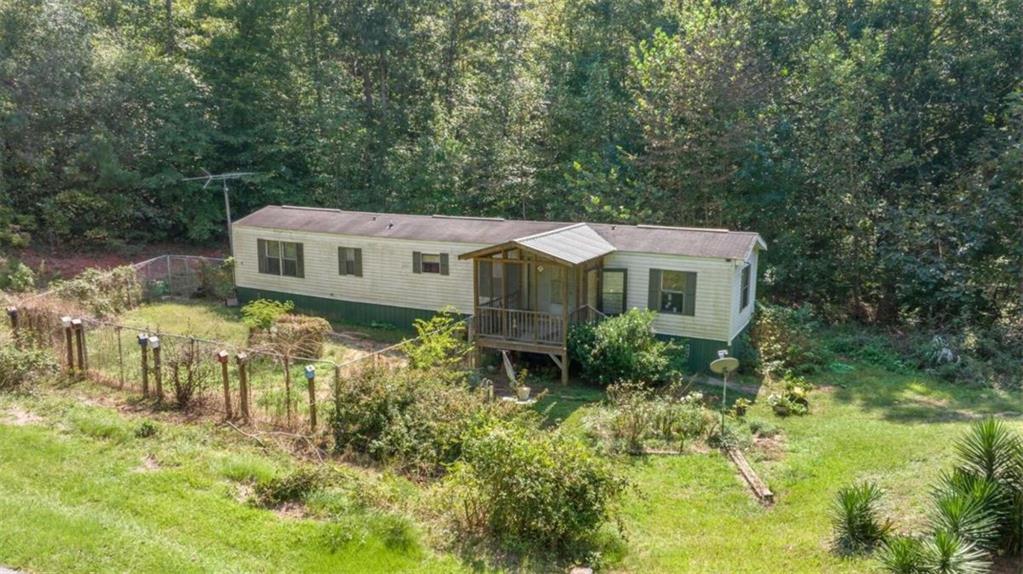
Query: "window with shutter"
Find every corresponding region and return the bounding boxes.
[420,253,442,274]
[258,239,301,278]
[339,247,361,276]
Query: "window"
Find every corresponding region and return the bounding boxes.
[478,260,503,303]
[421,253,441,273]
[740,263,751,310]
[258,239,303,278]
[600,269,627,315]
[648,269,696,316]
[338,247,363,277]
[551,274,564,305]
[413,251,449,275]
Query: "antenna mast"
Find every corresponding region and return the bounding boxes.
[183,169,256,257]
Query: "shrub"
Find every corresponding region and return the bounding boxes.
[732,397,753,418]
[445,421,627,556]
[921,530,990,574]
[585,382,713,453]
[750,303,830,376]
[165,343,215,408]
[832,481,892,554]
[404,308,471,371]
[254,467,327,507]
[331,367,525,477]
[241,298,294,330]
[768,374,812,417]
[878,536,927,574]
[0,346,57,392]
[568,309,684,385]
[134,420,158,438]
[197,257,235,300]
[52,266,142,317]
[748,418,779,438]
[1,261,36,292]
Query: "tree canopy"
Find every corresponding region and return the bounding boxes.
[1,0,1021,330]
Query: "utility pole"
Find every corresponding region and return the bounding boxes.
[183,169,256,257]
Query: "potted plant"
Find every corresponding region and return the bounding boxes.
[732,397,752,418]
[511,368,532,402]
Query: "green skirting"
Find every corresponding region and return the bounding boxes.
[658,321,753,373]
[236,287,440,332]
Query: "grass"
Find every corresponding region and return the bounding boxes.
[584,364,1023,573]
[0,391,470,574]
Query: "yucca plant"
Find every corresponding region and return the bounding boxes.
[921,530,990,574]
[954,418,1021,485]
[877,535,926,574]
[931,471,1008,553]
[832,481,892,553]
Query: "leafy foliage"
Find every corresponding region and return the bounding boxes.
[584,382,714,453]
[569,309,684,385]
[0,346,57,392]
[751,303,830,377]
[253,467,328,507]
[52,266,143,317]
[241,299,294,330]
[832,482,892,554]
[404,308,471,371]
[444,420,628,557]
[767,374,812,417]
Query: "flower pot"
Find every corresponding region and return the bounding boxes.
[516,386,531,401]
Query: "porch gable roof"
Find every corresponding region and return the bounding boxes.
[457,223,616,266]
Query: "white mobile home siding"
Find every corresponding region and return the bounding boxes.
[233,225,483,314]
[603,251,735,342]
[729,248,759,342]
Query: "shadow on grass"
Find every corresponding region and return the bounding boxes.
[821,363,1021,423]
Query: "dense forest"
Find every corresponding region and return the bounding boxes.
[0,0,1021,336]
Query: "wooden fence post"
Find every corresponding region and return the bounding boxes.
[138,333,150,397]
[304,365,317,432]
[237,352,249,422]
[283,355,292,427]
[150,336,162,403]
[63,317,75,371]
[217,350,232,419]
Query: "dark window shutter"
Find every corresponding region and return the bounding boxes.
[440,253,449,275]
[354,248,363,277]
[684,272,697,316]
[257,239,267,274]
[648,269,661,310]
[412,251,422,273]
[338,247,347,276]
[479,261,493,300]
[295,243,304,278]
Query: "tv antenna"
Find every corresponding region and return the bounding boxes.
[183,169,256,256]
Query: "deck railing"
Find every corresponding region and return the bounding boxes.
[475,307,565,346]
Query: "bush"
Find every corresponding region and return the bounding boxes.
[751,303,830,376]
[331,367,525,477]
[569,309,684,385]
[165,343,215,408]
[241,298,294,330]
[832,481,892,554]
[52,266,142,317]
[197,257,235,300]
[445,420,628,556]
[584,382,714,453]
[134,420,159,438]
[254,467,327,507]
[0,346,57,392]
[1,261,36,292]
[404,308,471,371]
[767,374,812,417]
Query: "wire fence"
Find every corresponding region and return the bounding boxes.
[3,254,425,437]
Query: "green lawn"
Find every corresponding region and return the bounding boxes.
[0,392,470,574]
[585,365,1022,573]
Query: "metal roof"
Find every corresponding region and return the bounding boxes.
[510,223,616,265]
[234,205,766,260]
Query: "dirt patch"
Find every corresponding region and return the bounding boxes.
[272,501,308,520]
[2,408,42,426]
[134,455,161,473]
[753,434,786,461]
[18,243,226,281]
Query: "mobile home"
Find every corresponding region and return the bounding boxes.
[233,205,766,379]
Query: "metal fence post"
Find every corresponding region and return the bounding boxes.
[116,326,125,388]
[71,319,84,379]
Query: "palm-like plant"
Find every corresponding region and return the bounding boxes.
[878,535,926,574]
[931,471,1008,552]
[832,481,892,554]
[921,530,990,574]
[954,418,1021,484]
